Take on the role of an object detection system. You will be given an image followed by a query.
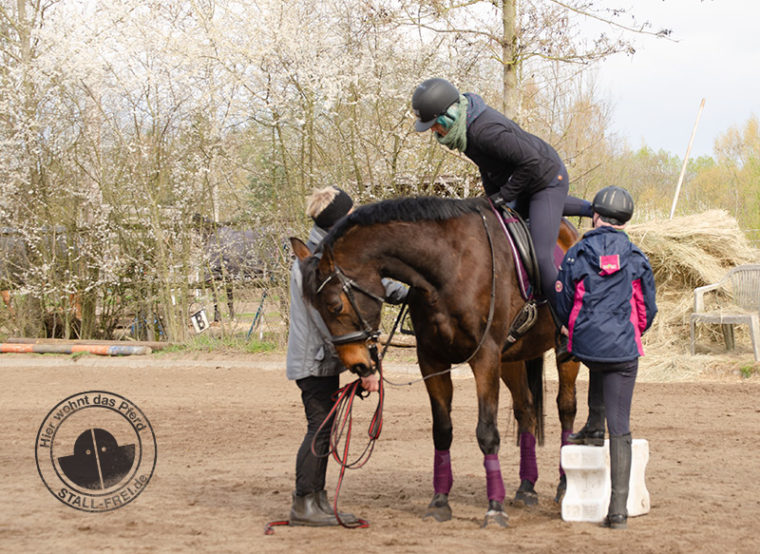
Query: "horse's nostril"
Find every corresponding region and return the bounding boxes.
[352,363,372,377]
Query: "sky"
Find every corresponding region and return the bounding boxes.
[589,0,759,159]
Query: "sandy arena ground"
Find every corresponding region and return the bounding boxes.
[2,351,759,553]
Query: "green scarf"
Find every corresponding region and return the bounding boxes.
[435,94,468,152]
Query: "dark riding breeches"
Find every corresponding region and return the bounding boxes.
[295,375,339,495]
[526,168,569,306]
[508,166,590,307]
[585,359,639,436]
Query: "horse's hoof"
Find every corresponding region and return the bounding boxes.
[512,490,538,506]
[482,504,509,528]
[423,493,452,522]
[424,505,452,522]
[511,479,538,507]
[554,475,567,504]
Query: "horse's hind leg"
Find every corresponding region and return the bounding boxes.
[501,359,539,507]
[554,357,581,502]
[421,362,454,522]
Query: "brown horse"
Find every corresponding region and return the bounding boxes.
[291,196,580,527]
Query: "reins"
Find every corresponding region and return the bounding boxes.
[308,347,385,530]
[318,370,384,529]
[264,360,384,535]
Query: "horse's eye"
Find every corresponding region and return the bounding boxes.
[326,294,343,314]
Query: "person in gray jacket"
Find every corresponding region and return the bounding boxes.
[287,186,407,526]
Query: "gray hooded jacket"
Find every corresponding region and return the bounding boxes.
[286,225,408,381]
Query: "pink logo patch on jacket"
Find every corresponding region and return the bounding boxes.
[599,254,621,275]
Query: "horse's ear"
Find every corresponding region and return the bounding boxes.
[290,237,311,261]
[318,244,335,275]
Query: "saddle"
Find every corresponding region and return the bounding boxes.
[489,201,564,347]
[490,203,541,301]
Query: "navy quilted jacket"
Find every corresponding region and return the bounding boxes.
[554,226,658,363]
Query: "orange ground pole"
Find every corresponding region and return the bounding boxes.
[0,343,151,355]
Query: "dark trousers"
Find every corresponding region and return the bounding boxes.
[525,168,569,306]
[295,375,339,495]
[586,359,639,436]
[509,165,590,308]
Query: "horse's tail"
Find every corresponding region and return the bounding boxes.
[526,356,545,446]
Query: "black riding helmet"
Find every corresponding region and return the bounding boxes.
[592,186,634,226]
[412,78,460,132]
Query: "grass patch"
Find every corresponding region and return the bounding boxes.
[160,333,278,354]
[739,364,757,379]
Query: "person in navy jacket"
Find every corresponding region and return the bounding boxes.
[554,185,657,530]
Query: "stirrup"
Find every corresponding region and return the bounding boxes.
[505,300,539,345]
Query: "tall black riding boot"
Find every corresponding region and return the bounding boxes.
[567,406,605,446]
[568,373,605,446]
[290,492,339,526]
[604,433,632,529]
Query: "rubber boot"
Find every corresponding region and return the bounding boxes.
[567,405,605,447]
[603,433,632,529]
[290,492,339,526]
[314,490,360,525]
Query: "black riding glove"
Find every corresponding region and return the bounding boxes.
[489,192,506,208]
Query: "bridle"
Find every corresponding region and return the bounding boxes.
[316,264,386,352]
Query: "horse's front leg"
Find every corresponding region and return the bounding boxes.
[421,362,454,522]
[554,356,581,502]
[501,359,539,507]
[473,353,509,528]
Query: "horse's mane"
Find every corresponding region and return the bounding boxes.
[323,196,486,249]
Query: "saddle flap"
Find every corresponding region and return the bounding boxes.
[490,203,566,302]
[491,204,539,300]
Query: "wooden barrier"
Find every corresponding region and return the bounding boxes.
[0,343,151,356]
[6,337,170,350]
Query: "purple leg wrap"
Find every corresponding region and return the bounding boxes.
[433,449,453,494]
[559,430,572,477]
[484,454,506,502]
[519,432,538,484]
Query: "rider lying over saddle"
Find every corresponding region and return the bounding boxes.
[412,78,593,349]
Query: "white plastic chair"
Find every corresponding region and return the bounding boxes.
[689,264,760,361]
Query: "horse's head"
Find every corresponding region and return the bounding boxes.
[291,237,384,377]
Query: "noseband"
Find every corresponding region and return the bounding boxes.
[316,265,386,347]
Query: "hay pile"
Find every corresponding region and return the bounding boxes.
[625,210,760,380]
[628,209,757,291]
